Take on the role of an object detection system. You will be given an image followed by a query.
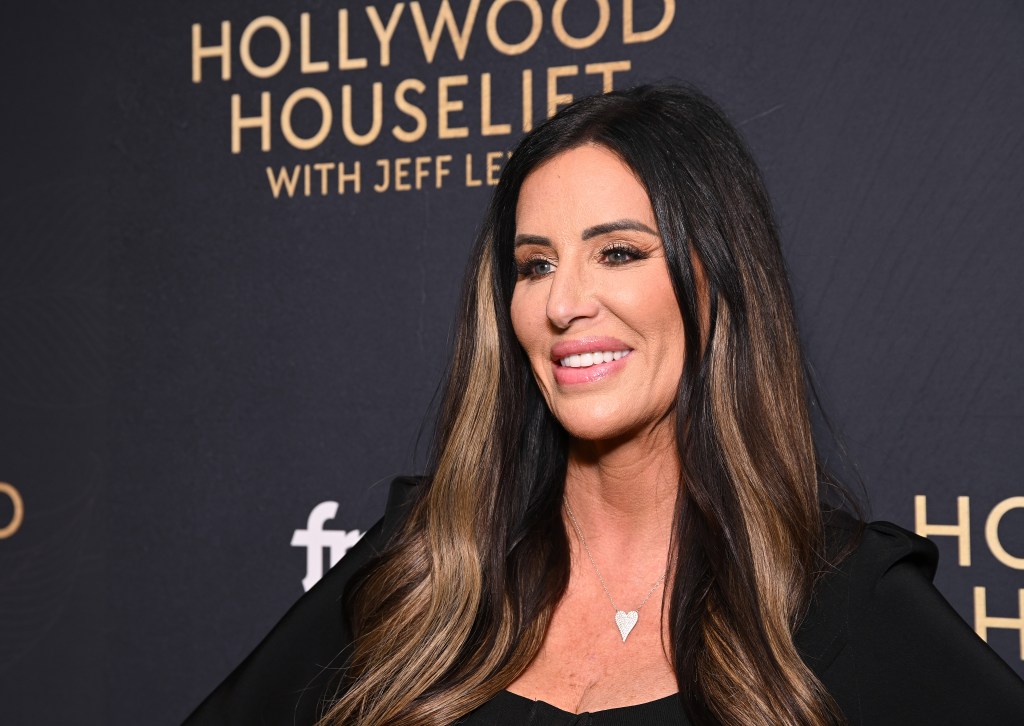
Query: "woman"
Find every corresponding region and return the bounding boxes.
[186,85,1024,725]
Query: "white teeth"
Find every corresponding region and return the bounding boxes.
[559,350,630,368]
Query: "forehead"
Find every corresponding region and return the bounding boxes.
[515,144,655,233]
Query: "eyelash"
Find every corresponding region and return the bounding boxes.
[515,257,555,279]
[602,243,648,265]
[515,243,649,279]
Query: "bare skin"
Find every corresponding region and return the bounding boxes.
[507,145,683,713]
[507,442,680,713]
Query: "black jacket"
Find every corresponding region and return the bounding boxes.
[184,477,1024,725]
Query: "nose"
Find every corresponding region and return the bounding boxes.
[545,261,599,330]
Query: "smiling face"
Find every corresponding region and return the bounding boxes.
[510,144,687,443]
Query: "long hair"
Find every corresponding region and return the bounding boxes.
[321,84,855,726]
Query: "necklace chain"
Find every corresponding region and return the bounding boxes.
[564,501,666,614]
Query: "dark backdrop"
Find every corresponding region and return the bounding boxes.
[2,1,1022,724]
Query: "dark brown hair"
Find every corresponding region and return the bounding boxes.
[323,84,856,726]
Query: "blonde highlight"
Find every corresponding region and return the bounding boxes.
[317,85,858,726]
[320,238,562,725]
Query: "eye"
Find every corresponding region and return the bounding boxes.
[516,257,555,279]
[601,243,648,265]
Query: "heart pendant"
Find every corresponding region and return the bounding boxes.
[614,610,639,642]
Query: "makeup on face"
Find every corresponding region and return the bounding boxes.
[510,144,686,442]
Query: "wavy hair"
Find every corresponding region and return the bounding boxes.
[321,84,856,726]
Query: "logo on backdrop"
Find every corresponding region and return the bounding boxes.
[189,0,677,198]
[0,482,24,539]
[291,501,364,591]
[915,494,1024,661]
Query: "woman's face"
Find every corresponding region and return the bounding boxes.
[511,144,686,442]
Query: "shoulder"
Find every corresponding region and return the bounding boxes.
[847,519,938,582]
[320,474,425,585]
[796,517,937,672]
[798,517,1024,724]
[827,518,940,614]
[182,475,426,726]
[295,474,425,601]
[379,474,426,536]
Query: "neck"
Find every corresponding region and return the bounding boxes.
[563,418,680,556]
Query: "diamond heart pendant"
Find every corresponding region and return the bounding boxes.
[614,610,639,642]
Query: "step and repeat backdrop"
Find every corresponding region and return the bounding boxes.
[2,1,1022,723]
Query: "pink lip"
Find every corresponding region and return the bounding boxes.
[550,337,633,386]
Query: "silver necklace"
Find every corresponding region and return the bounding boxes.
[564,501,666,643]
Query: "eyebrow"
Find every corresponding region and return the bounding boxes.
[514,218,660,248]
[582,218,659,240]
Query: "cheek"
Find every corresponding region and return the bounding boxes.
[511,288,556,399]
[510,290,529,349]
[633,276,687,376]
[510,288,542,357]
[659,315,687,384]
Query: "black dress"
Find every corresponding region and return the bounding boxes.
[183,477,1024,725]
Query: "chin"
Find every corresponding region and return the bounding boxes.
[548,395,678,448]
[551,404,641,443]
